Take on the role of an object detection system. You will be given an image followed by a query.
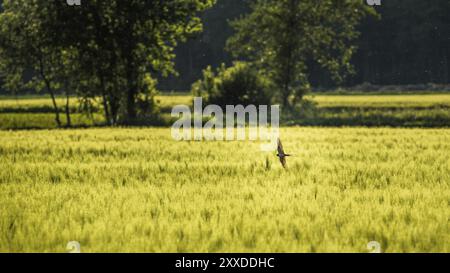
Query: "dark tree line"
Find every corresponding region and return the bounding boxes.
[160,0,450,90]
[0,0,449,100]
[351,0,450,85]
[158,0,249,90]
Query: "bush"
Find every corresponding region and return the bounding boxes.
[192,62,273,107]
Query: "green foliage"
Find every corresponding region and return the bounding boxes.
[0,0,215,126]
[227,0,373,107]
[192,62,273,107]
[53,0,215,124]
[0,0,74,126]
[159,0,250,90]
[161,0,450,90]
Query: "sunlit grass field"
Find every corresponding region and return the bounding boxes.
[0,94,189,129]
[1,93,449,128]
[312,94,450,107]
[2,93,449,109]
[0,127,449,252]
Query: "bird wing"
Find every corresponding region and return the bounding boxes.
[277,138,285,155]
[279,155,287,168]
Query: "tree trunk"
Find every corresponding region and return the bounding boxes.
[109,78,119,125]
[109,92,119,125]
[126,65,137,122]
[38,57,61,127]
[65,88,71,127]
[126,84,137,121]
[99,75,111,126]
[101,92,111,126]
[44,78,61,127]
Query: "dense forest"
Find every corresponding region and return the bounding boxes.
[160,0,450,90]
[0,0,449,93]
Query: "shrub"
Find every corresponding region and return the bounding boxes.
[192,62,273,107]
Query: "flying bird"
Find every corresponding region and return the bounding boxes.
[276,138,291,168]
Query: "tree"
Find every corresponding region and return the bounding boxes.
[0,0,71,127]
[0,0,214,126]
[227,0,373,108]
[54,0,215,124]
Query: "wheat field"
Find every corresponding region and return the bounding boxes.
[0,127,449,252]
